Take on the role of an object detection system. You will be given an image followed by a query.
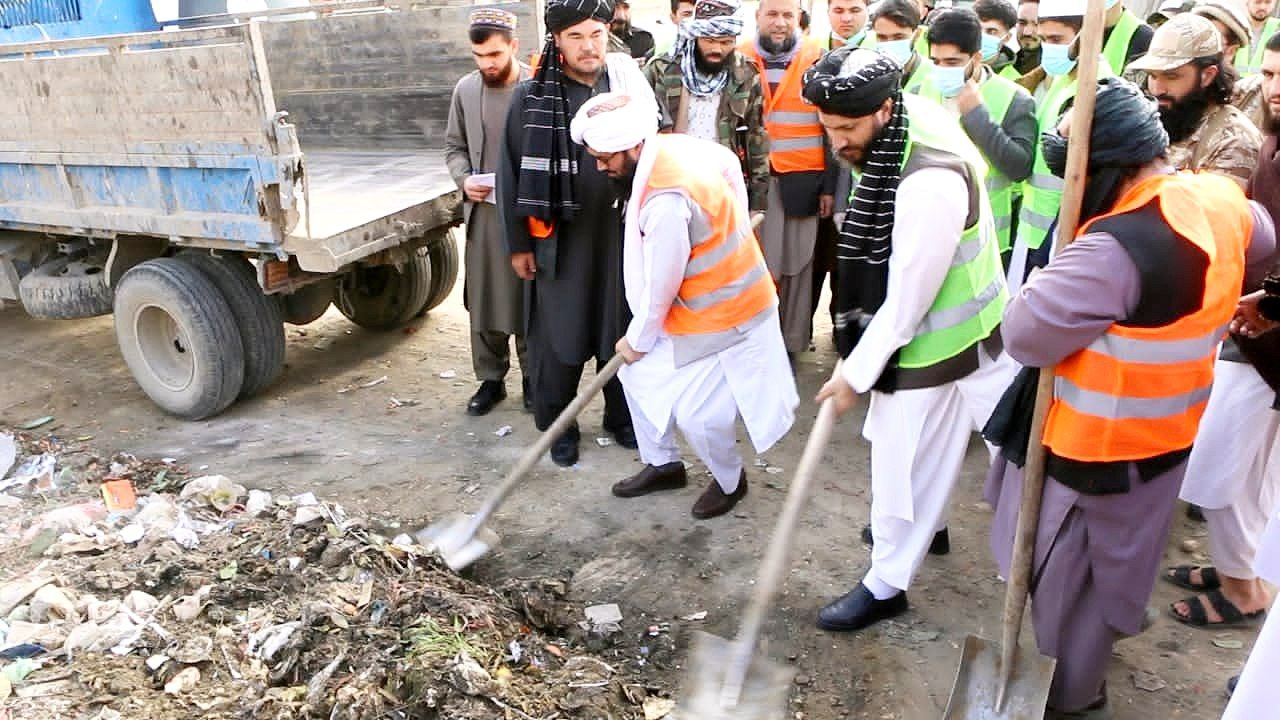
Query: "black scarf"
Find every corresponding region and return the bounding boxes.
[514,0,615,226]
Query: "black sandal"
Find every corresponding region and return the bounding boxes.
[1163,565,1220,592]
[1169,589,1266,629]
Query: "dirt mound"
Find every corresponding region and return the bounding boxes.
[0,429,672,719]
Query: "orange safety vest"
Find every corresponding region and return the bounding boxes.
[740,38,826,174]
[1043,173,1250,463]
[640,135,777,335]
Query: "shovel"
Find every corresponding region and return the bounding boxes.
[676,364,842,719]
[944,0,1105,715]
[417,353,627,571]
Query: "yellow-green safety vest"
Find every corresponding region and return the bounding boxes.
[895,94,1008,369]
[1236,17,1280,75]
[1016,65,1113,253]
[914,72,1026,253]
[1102,9,1142,76]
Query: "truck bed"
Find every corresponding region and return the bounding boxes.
[282,149,461,273]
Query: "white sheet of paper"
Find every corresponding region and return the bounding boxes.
[472,173,497,204]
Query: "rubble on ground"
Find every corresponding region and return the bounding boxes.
[0,429,671,719]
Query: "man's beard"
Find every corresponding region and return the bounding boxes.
[1157,87,1211,143]
[481,59,515,88]
[694,45,733,75]
[612,18,631,36]
[837,118,889,169]
[1265,101,1280,136]
[759,31,797,54]
[607,155,639,197]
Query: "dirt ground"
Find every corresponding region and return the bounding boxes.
[0,270,1257,719]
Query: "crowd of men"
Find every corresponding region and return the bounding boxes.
[442,0,1280,716]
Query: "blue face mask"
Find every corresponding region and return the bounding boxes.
[878,38,914,64]
[980,33,1004,60]
[843,27,868,46]
[933,64,968,98]
[1041,42,1076,76]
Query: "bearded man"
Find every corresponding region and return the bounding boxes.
[644,0,769,211]
[497,0,658,466]
[1130,13,1261,186]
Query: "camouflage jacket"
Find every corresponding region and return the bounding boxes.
[643,51,770,211]
[1167,103,1262,186]
[1234,74,1265,130]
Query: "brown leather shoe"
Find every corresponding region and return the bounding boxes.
[691,471,747,519]
[612,462,688,498]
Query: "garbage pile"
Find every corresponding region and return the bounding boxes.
[0,430,671,719]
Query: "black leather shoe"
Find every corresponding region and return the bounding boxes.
[608,423,638,449]
[861,525,950,555]
[816,584,908,632]
[691,471,748,519]
[1187,503,1206,522]
[1227,675,1239,698]
[466,381,506,416]
[522,377,533,412]
[550,430,579,467]
[612,462,688,497]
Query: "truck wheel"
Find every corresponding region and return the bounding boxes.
[421,227,460,314]
[113,258,245,420]
[177,252,286,400]
[281,279,334,326]
[19,256,114,319]
[333,254,431,331]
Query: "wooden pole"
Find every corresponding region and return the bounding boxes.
[993,0,1106,709]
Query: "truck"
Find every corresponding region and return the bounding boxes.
[0,0,538,420]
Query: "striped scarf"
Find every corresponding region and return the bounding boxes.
[676,0,745,97]
[833,89,909,376]
[514,40,583,223]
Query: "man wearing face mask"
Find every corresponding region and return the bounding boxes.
[823,0,877,50]
[984,77,1271,720]
[1008,0,1113,292]
[741,0,834,364]
[645,0,768,212]
[1014,0,1043,76]
[974,0,1022,79]
[498,0,658,467]
[873,0,933,91]
[918,8,1036,267]
[803,47,1015,633]
[1130,13,1260,186]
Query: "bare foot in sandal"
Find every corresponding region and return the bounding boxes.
[1163,565,1221,591]
[1170,577,1271,628]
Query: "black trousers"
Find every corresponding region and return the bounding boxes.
[528,326,631,437]
[811,216,839,326]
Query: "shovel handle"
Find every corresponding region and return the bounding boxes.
[995,0,1105,708]
[461,353,627,539]
[724,362,842,702]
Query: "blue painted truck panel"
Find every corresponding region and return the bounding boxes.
[0,0,159,45]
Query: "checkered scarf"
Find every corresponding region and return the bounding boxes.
[676,0,744,97]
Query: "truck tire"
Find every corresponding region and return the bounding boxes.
[19,256,114,319]
[281,279,334,326]
[113,258,245,420]
[421,227,460,314]
[333,254,431,331]
[177,252,286,400]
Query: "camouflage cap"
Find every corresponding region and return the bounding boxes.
[1127,13,1223,72]
[1193,0,1254,48]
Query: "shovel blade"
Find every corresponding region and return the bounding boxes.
[673,631,794,720]
[943,635,1057,720]
[413,512,500,572]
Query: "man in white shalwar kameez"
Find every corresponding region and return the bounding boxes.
[803,47,1017,631]
[569,91,799,519]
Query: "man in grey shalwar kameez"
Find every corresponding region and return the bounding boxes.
[984,78,1274,719]
[445,9,531,416]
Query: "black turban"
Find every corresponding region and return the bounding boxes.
[802,46,901,118]
[546,0,615,34]
[1040,77,1171,221]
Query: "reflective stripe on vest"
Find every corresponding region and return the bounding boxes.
[1236,18,1280,75]
[742,38,826,174]
[1042,172,1251,462]
[640,134,778,335]
[1102,10,1141,75]
[894,95,1007,369]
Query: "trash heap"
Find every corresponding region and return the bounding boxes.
[0,430,673,719]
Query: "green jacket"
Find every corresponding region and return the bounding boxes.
[644,52,770,211]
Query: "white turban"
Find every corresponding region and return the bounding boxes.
[570,92,659,153]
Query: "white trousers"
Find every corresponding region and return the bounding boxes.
[1180,359,1280,579]
[626,360,743,494]
[1222,511,1280,719]
[863,348,1016,593]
